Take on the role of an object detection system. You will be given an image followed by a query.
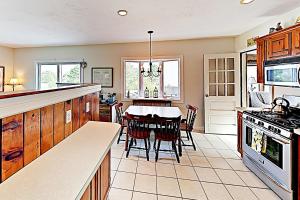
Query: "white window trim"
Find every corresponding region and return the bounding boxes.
[120,55,184,104]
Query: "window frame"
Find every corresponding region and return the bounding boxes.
[121,56,184,102]
[37,62,83,89]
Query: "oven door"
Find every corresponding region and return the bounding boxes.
[243,120,292,192]
[264,63,300,87]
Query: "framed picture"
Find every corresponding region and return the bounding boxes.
[91,67,113,88]
[0,66,5,92]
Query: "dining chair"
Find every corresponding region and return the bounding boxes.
[115,102,127,144]
[124,113,152,161]
[180,105,198,150]
[153,115,181,163]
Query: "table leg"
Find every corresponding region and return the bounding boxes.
[125,132,129,151]
[178,131,182,156]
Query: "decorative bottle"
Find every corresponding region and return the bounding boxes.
[153,87,158,98]
[144,87,149,98]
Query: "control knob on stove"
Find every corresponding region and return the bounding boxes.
[258,121,264,127]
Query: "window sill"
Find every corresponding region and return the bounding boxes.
[122,97,184,104]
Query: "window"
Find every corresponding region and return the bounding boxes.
[38,62,82,89]
[123,58,181,100]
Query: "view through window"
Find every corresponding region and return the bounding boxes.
[124,58,181,100]
[38,63,82,89]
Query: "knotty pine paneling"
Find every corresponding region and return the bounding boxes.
[79,96,86,127]
[85,94,92,122]
[92,92,100,121]
[24,109,41,166]
[64,100,73,137]
[41,105,54,154]
[1,114,24,181]
[80,184,91,200]
[54,102,65,145]
[72,97,80,132]
[101,151,110,200]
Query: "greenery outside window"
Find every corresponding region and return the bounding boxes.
[37,62,82,89]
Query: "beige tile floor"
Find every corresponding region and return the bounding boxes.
[108,133,281,200]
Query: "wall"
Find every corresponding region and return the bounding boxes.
[0,46,14,91]
[13,37,236,131]
[235,6,300,98]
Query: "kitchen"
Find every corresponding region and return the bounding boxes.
[0,1,299,200]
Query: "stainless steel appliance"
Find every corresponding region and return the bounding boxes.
[242,107,300,200]
[264,57,300,87]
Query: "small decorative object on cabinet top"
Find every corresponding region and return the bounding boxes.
[297,16,300,24]
[144,87,149,98]
[275,22,283,31]
[153,87,158,98]
[269,27,276,34]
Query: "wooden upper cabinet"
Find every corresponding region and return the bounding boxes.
[266,33,290,60]
[292,27,300,56]
[256,39,265,83]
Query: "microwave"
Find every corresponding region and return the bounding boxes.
[264,57,300,87]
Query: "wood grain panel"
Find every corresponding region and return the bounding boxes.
[24,109,41,166]
[92,92,100,121]
[97,167,101,200]
[79,96,86,127]
[1,114,24,181]
[256,39,265,84]
[85,94,92,122]
[64,100,73,137]
[80,184,91,200]
[101,151,111,200]
[41,105,54,154]
[54,102,65,145]
[292,27,300,56]
[72,97,80,132]
[91,175,97,200]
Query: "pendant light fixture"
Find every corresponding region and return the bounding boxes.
[141,31,161,78]
[240,0,255,4]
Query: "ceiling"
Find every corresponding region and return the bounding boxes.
[0,0,299,48]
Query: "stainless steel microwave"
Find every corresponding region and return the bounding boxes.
[264,57,300,87]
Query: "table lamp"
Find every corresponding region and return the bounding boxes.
[6,77,21,91]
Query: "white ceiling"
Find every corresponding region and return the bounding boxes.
[0,0,299,47]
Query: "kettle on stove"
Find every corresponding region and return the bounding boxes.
[271,97,290,116]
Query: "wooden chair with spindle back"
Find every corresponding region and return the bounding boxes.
[153,114,181,163]
[180,104,198,150]
[115,102,127,144]
[124,113,153,161]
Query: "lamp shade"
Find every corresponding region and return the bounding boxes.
[9,77,19,85]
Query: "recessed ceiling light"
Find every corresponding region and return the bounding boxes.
[118,10,128,16]
[240,0,255,4]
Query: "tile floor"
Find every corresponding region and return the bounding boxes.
[108,133,281,200]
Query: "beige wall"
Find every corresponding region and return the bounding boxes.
[13,37,236,131]
[235,6,300,98]
[0,46,14,91]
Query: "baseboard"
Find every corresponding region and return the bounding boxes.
[193,126,204,133]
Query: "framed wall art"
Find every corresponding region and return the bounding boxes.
[91,67,113,88]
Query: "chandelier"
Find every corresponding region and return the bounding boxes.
[141,31,161,78]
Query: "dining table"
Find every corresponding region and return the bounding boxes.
[123,105,183,156]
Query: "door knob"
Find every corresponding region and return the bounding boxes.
[205,94,209,97]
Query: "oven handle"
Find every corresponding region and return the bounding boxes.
[298,68,300,84]
[245,154,291,193]
[271,137,290,145]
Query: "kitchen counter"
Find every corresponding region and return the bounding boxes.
[0,121,120,200]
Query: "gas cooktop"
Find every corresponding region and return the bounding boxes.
[245,108,300,131]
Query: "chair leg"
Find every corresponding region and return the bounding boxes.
[186,131,190,141]
[125,132,129,151]
[172,141,180,163]
[126,138,133,158]
[134,139,137,146]
[153,139,156,150]
[155,140,161,162]
[148,138,151,152]
[178,133,182,157]
[117,126,124,144]
[188,131,196,150]
[144,139,149,161]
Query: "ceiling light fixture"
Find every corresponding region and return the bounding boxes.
[240,0,255,4]
[141,31,161,78]
[118,10,128,16]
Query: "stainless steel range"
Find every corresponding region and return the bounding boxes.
[242,104,300,200]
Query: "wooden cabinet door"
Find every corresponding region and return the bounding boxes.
[80,184,91,200]
[72,97,80,132]
[92,92,100,121]
[237,111,243,156]
[54,102,65,145]
[64,100,73,137]
[41,105,54,154]
[1,114,24,181]
[256,39,265,83]
[266,33,290,60]
[79,96,86,127]
[292,27,300,56]
[24,109,41,166]
[101,151,111,200]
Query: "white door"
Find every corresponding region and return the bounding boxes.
[204,53,240,135]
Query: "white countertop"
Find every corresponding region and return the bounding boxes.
[0,121,121,200]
